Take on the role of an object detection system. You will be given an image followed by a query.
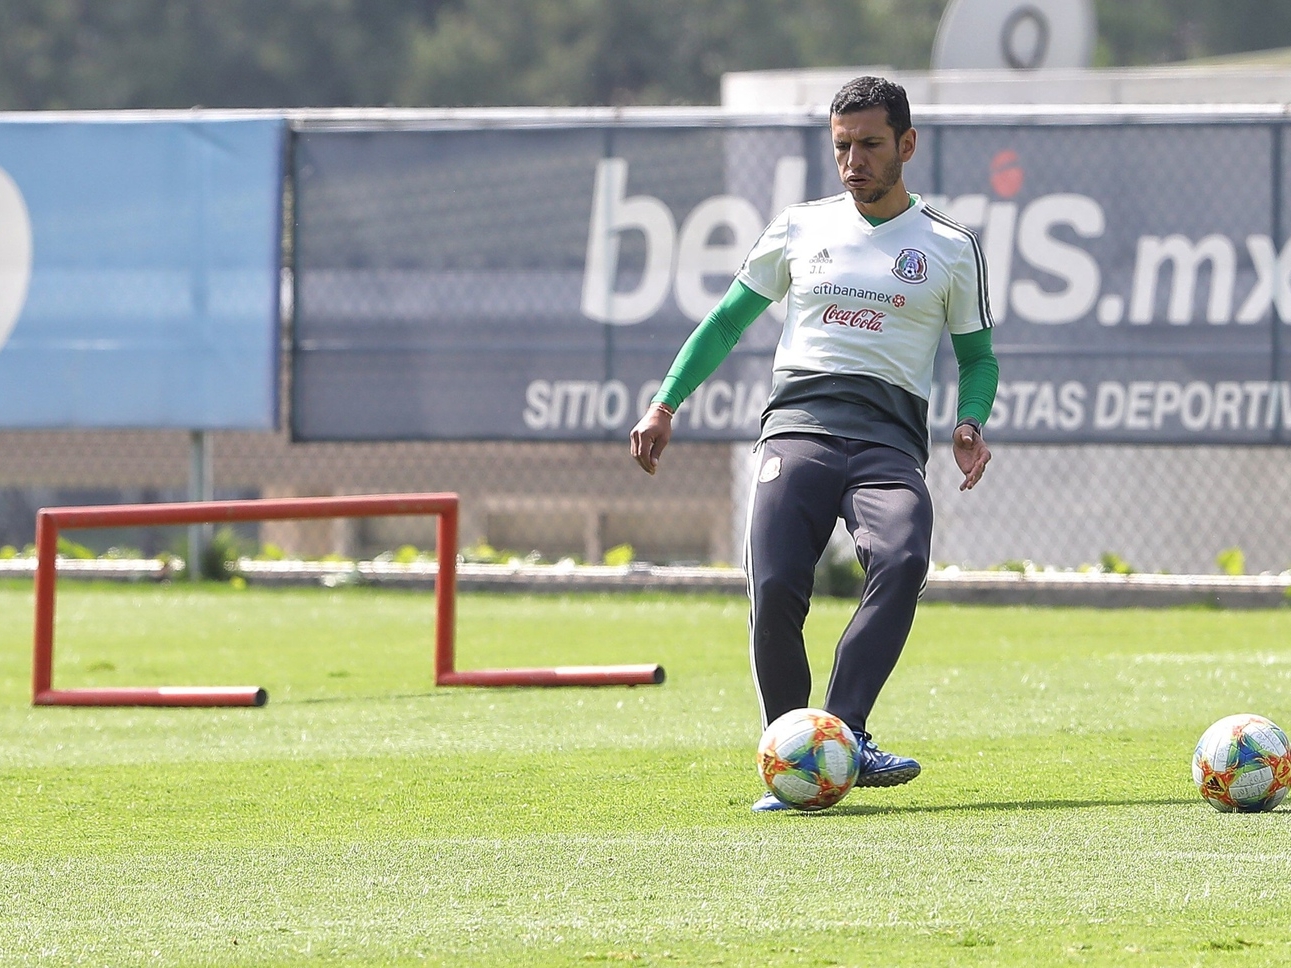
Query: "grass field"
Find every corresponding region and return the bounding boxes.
[2,580,1291,966]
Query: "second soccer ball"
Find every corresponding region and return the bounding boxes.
[756,708,860,811]
[1192,713,1291,813]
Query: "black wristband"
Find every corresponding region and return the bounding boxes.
[954,417,982,436]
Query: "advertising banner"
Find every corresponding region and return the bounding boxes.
[0,118,284,429]
[292,115,1290,444]
[926,122,1284,444]
[292,124,814,442]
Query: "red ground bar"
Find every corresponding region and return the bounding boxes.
[34,687,268,707]
[439,664,665,687]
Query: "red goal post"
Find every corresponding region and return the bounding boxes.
[31,492,664,707]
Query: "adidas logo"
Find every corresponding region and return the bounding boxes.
[809,248,832,264]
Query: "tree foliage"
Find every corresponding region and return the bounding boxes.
[0,0,446,109]
[0,1,1288,111]
[391,0,950,106]
[1093,0,1291,66]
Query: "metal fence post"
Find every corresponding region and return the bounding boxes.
[188,430,212,579]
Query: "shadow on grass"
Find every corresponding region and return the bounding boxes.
[813,795,1205,817]
[284,691,443,705]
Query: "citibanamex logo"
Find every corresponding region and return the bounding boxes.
[823,304,885,331]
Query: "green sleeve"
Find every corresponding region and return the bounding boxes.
[950,328,999,427]
[652,281,772,411]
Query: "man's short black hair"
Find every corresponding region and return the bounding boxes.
[829,76,912,138]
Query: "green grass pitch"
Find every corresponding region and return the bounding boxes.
[2,581,1291,966]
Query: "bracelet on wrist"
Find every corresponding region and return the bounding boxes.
[652,402,675,417]
[954,417,982,436]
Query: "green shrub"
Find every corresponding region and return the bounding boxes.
[1100,552,1134,575]
[56,536,96,559]
[814,554,865,598]
[461,543,525,564]
[603,543,635,567]
[461,542,500,563]
[393,544,421,564]
[196,527,252,581]
[1216,547,1245,576]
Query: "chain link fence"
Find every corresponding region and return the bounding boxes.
[0,431,732,565]
[932,443,1291,575]
[3,429,1290,576]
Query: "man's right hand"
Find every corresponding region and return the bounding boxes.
[629,403,674,475]
[952,421,991,491]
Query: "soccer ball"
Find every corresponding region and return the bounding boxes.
[756,708,859,811]
[1192,713,1291,813]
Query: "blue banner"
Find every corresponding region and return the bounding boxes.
[290,114,1291,445]
[0,118,284,429]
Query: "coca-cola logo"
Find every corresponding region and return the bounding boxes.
[822,304,885,331]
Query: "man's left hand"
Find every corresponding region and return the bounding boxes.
[953,424,991,491]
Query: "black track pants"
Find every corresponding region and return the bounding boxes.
[743,433,933,736]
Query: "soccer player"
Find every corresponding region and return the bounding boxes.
[629,76,998,811]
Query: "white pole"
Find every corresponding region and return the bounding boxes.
[188,430,213,579]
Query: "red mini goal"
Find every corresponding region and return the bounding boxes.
[31,492,664,707]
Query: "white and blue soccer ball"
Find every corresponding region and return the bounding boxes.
[756,708,860,811]
[1192,713,1291,813]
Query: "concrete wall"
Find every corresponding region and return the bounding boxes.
[722,64,1291,110]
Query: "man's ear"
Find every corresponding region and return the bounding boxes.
[899,128,917,163]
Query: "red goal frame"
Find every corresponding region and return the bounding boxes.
[31,492,664,707]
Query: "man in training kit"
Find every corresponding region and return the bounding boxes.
[629,76,999,812]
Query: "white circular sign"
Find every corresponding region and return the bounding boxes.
[932,0,1095,71]
[0,167,31,353]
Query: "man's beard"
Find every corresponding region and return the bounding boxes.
[853,155,903,204]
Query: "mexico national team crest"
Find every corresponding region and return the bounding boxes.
[891,248,928,284]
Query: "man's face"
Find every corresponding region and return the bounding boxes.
[831,106,916,206]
